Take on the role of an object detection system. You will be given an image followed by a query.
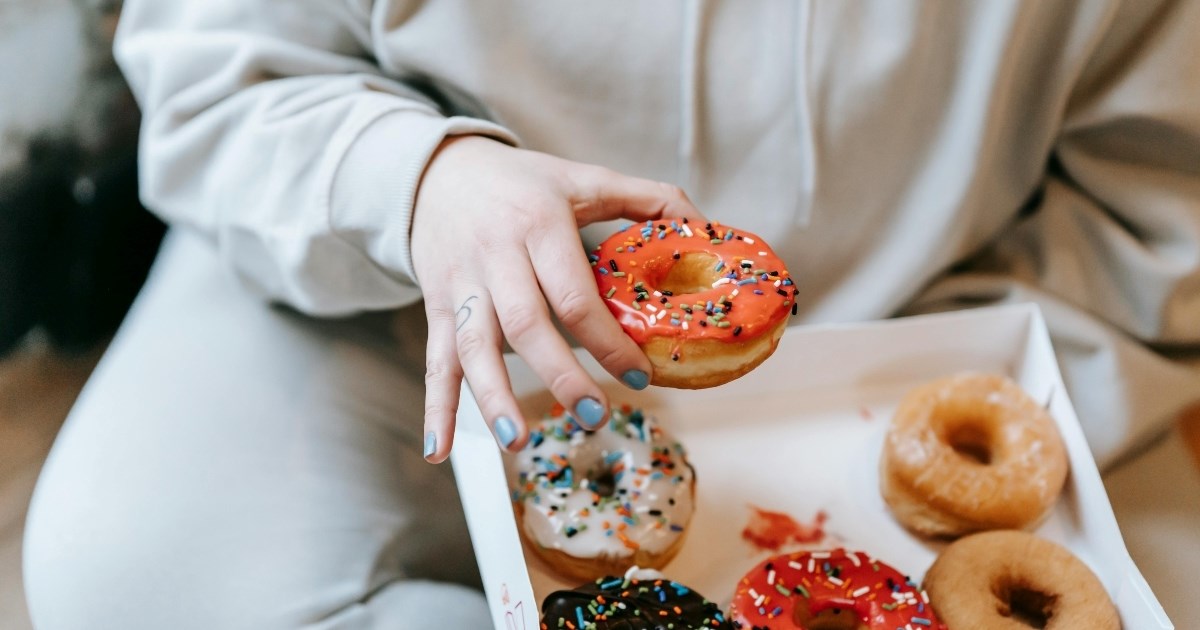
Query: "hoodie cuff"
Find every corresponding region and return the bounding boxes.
[330,109,518,291]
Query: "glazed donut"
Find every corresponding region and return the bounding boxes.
[924,530,1119,629]
[541,572,732,629]
[729,548,946,629]
[509,404,695,582]
[880,373,1068,537]
[592,220,794,388]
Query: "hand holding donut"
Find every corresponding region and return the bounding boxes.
[412,136,705,462]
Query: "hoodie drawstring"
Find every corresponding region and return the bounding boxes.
[678,0,704,192]
[793,0,818,226]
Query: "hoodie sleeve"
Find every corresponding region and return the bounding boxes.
[906,0,1200,468]
[114,0,517,315]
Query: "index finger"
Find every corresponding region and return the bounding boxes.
[526,221,654,393]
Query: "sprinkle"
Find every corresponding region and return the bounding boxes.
[612,271,626,277]
[912,618,932,626]
[743,237,755,244]
[605,287,616,298]
[852,586,870,597]
[736,278,757,286]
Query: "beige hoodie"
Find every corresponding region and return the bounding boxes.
[114,0,1200,466]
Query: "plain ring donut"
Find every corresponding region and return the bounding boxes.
[880,372,1069,537]
[924,530,1119,629]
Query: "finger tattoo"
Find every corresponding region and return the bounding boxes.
[455,295,479,331]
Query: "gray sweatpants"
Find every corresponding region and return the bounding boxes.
[23,231,490,629]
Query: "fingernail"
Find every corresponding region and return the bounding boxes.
[574,397,606,429]
[423,431,437,460]
[494,416,518,448]
[621,369,649,391]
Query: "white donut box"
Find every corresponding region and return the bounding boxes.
[451,303,1172,629]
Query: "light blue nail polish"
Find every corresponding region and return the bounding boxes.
[494,416,518,448]
[574,397,606,429]
[423,431,437,459]
[621,369,650,391]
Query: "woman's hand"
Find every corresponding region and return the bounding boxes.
[412,136,703,462]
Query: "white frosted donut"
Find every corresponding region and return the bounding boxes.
[508,404,696,582]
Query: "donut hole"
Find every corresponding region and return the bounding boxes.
[998,584,1056,628]
[940,418,995,465]
[657,252,722,295]
[793,601,867,630]
[589,467,618,498]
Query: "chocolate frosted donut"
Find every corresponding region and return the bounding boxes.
[541,575,731,629]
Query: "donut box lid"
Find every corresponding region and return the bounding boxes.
[451,303,1172,629]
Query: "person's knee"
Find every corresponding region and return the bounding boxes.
[23,406,488,630]
[22,458,162,628]
[20,410,297,630]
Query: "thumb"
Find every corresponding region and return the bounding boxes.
[565,164,707,226]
